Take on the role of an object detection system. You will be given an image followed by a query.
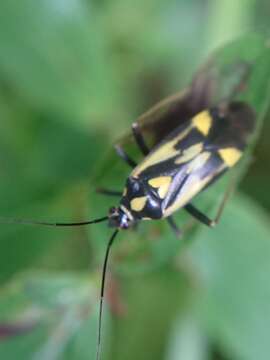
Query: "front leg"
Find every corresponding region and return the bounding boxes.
[114,144,137,168]
[96,188,122,197]
[132,122,150,156]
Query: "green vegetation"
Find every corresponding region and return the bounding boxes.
[0,1,269,360]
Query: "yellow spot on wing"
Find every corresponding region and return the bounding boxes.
[174,143,203,165]
[218,148,242,167]
[122,187,127,196]
[192,110,212,135]
[163,161,226,217]
[163,173,212,217]
[163,149,227,217]
[148,176,172,199]
[130,196,147,212]
[132,125,192,176]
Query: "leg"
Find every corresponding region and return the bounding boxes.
[184,204,215,227]
[96,188,122,197]
[132,122,150,156]
[167,216,182,237]
[184,175,235,227]
[114,144,137,168]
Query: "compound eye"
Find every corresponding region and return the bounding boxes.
[109,206,117,215]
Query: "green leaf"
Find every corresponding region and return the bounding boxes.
[0,272,103,360]
[189,194,270,360]
[107,267,191,360]
[165,315,209,360]
[0,0,118,121]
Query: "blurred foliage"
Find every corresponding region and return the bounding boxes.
[0,1,269,360]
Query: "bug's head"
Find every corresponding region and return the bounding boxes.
[108,206,134,230]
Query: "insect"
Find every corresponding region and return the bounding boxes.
[1,63,255,360]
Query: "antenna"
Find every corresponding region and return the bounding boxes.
[96,229,119,360]
[0,216,108,227]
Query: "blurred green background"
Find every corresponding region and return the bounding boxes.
[0,1,269,360]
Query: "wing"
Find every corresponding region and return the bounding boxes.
[116,59,251,152]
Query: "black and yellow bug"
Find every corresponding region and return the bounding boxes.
[0,62,255,360]
[109,101,254,231]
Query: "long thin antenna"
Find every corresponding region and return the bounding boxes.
[0,216,108,227]
[96,229,119,360]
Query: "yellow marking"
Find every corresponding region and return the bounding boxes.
[148,176,172,199]
[163,164,226,217]
[174,143,203,165]
[130,196,148,212]
[218,148,242,167]
[192,110,212,136]
[122,187,127,196]
[132,125,192,177]
[186,151,211,173]
[164,175,211,217]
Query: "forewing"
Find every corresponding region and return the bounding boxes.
[162,149,227,217]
